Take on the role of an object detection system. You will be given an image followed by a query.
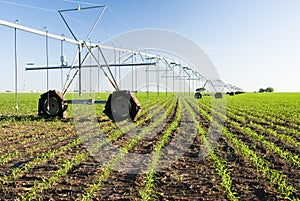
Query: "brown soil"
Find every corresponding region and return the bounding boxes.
[0,98,299,200]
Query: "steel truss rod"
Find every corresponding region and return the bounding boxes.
[0,19,208,82]
[2,19,241,91]
[201,79,226,93]
[61,48,90,95]
[58,5,106,42]
[0,19,198,66]
[95,45,120,90]
[0,19,79,45]
[26,62,157,70]
[59,5,106,13]
[146,69,169,72]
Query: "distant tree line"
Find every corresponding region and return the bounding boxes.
[259,87,274,93]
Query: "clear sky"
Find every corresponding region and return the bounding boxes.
[0,0,300,92]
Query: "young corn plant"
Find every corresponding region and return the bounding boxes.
[228,120,300,168]
[189,97,299,200]
[183,98,239,201]
[81,98,178,201]
[139,100,182,200]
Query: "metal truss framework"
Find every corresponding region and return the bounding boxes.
[0,6,243,98]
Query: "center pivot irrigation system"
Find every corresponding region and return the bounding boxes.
[0,5,243,121]
[194,80,244,99]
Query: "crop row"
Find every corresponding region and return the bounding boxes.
[80,98,177,200]
[196,98,299,163]
[225,111,300,168]
[227,100,300,133]
[227,106,300,141]
[193,98,299,200]
[1,97,163,198]
[17,97,175,200]
[184,98,239,201]
[138,99,182,200]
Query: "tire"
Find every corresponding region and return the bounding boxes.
[42,96,60,117]
[38,90,67,118]
[215,92,223,99]
[194,92,202,99]
[104,90,141,122]
[111,91,131,122]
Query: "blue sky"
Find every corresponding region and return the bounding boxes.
[0,0,300,92]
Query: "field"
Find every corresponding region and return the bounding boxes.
[0,92,299,200]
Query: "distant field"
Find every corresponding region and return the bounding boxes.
[0,92,299,200]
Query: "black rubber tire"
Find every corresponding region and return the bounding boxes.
[38,90,66,118]
[215,92,223,99]
[194,92,202,99]
[42,96,60,117]
[104,90,141,122]
[111,92,131,122]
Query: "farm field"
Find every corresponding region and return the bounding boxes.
[0,92,299,200]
